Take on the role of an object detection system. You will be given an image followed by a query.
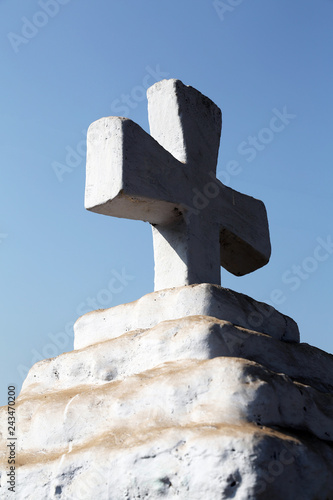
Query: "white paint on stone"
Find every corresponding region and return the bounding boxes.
[1,421,333,499]
[3,357,333,461]
[0,408,333,500]
[85,79,271,290]
[1,307,332,498]
[74,284,299,349]
[20,317,333,398]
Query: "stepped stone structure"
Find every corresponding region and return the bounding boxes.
[1,80,333,499]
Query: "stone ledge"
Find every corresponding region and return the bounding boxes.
[74,284,299,349]
[1,424,333,500]
[21,317,333,398]
[5,357,333,460]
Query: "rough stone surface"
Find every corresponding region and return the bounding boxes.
[1,424,333,499]
[1,306,333,498]
[85,79,271,290]
[74,284,299,349]
[6,357,333,460]
[21,317,333,397]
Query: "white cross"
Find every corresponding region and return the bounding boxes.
[85,79,271,291]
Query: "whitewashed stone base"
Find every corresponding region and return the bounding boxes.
[1,425,333,500]
[0,286,332,499]
[74,284,299,349]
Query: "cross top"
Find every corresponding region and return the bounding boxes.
[85,79,271,291]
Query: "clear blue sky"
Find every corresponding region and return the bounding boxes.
[0,0,332,406]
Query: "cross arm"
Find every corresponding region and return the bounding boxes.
[217,183,271,275]
[85,116,187,225]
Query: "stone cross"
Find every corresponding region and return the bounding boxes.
[85,79,271,291]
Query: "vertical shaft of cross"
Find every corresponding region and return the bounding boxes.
[147,79,222,171]
[152,216,221,290]
[148,79,223,290]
